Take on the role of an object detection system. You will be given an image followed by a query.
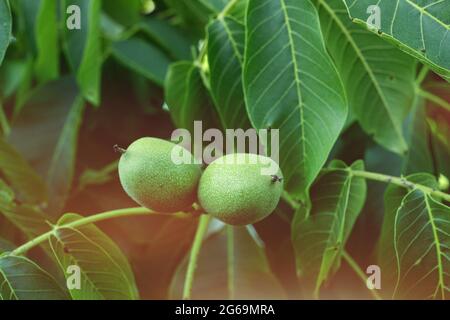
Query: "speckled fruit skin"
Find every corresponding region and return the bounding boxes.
[118,137,201,213]
[198,153,283,225]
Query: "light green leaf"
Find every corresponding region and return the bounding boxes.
[379,173,450,299]
[8,77,85,216]
[207,16,250,129]
[243,0,347,197]
[170,226,286,299]
[342,0,450,81]
[0,0,12,66]
[49,213,139,300]
[0,138,47,205]
[292,160,367,297]
[165,61,221,133]
[111,38,172,86]
[226,0,248,23]
[0,255,69,300]
[140,17,193,60]
[35,0,59,83]
[63,0,102,105]
[316,0,416,154]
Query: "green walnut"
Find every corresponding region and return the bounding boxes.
[198,153,283,225]
[117,137,201,213]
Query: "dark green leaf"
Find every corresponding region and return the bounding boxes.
[0,178,51,240]
[207,16,250,129]
[0,0,12,66]
[0,138,47,205]
[403,96,435,175]
[8,77,85,215]
[63,0,102,105]
[102,0,141,27]
[243,0,347,197]
[292,160,367,297]
[316,0,416,154]
[140,17,193,60]
[111,37,172,86]
[170,226,286,299]
[0,255,70,300]
[165,61,220,133]
[342,0,450,81]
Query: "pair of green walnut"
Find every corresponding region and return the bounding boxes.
[117,138,283,225]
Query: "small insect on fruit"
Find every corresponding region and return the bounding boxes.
[198,153,283,226]
[116,137,202,213]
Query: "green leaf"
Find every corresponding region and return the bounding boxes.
[0,138,47,205]
[0,255,69,300]
[342,0,450,82]
[403,96,435,174]
[0,179,51,240]
[8,77,85,215]
[243,0,347,197]
[63,0,102,105]
[163,0,212,36]
[170,226,286,299]
[0,0,12,66]
[316,0,416,154]
[292,160,367,297]
[49,213,139,300]
[428,115,450,179]
[226,0,248,23]
[165,61,220,133]
[207,16,250,129]
[102,0,141,27]
[140,17,193,60]
[0,237,14,254]
[111,38,172,86]
[35,0,59,83]
[379,174,450,299]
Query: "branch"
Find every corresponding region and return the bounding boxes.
[9,207,188,256]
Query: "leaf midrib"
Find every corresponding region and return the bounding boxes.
[279,0,306,172]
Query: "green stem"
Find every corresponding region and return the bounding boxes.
[349,170,450,202]
[0,101,10,136]
[416,88,450,112]
[342,250,382,300]
[182,214,211,300]
[227,226,235,300]
[281,191,300,210]
[415,65,429,86]
[10,207,184,256]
